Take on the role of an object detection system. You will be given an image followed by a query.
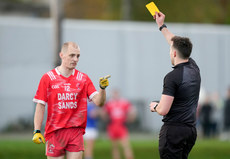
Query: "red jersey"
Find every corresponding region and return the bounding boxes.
[105,98,131,125]
[33,68,98,140]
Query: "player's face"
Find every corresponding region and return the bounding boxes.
[112,90,120,99]
[62,46,80,70]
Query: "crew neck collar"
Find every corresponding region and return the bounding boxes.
[55,67,75,76]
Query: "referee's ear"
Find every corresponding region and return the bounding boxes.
[173,50,177,57]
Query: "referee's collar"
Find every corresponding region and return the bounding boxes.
[172,58,190,69]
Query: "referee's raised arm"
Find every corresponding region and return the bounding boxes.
[154,11,175,45]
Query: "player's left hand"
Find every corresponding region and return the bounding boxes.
[32,130,45,144]
[99,75,111,89]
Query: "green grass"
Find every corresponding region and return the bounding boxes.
[0,138,229,159]
[189,139,230,159]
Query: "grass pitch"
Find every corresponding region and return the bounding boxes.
[0,137,229,159]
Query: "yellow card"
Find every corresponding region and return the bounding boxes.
[146,2,160,16]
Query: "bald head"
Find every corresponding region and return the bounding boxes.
[61,42,80,54]
[59,42,81,70]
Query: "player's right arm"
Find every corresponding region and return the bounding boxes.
[32,103,45,144]
[34,103,45,131]
[154,12,175,45]
[91,75,111,107]
[32,73,48,144]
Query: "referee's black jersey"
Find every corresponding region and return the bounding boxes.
[162,58,201,126]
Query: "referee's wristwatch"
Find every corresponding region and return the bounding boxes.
[159,24,167,31]
[154,103,159,111]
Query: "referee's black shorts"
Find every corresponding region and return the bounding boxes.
[159,122,197,159]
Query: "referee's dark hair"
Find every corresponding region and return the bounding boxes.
[171,36,193,59]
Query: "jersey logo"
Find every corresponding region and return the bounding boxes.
[76,72,83,81]
[47,143,55,154]
[47,71,56,81]
[51,85,59,89]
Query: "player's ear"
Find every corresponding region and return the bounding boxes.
[59,52,63,58]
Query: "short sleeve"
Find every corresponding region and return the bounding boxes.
[162,72,178,97]
[33,74,49,105]
[86,75,98,100]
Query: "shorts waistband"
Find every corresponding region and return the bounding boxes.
[163,122,195,127]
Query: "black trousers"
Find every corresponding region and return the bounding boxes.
[159,123,197,159]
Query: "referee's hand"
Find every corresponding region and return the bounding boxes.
[149,102,158,112]
[155,12,165,28]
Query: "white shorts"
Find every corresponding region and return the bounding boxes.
[84,127,98,140]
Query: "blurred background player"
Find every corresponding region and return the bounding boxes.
[149,11,201,159]
[103,89,136,159]
[84,102,100,159]
[32,41,110,159]
[224,87,230,131]
[199,95,213,138]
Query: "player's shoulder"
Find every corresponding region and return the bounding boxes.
[37,68,56,81]
[75,69,88,77]
[105,100,114,107]
[120,98,132,106]
[74,69,91,81]
[43,68,57,81]
[119,98,129,103]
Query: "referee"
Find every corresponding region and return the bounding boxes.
[149,12,201,159]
